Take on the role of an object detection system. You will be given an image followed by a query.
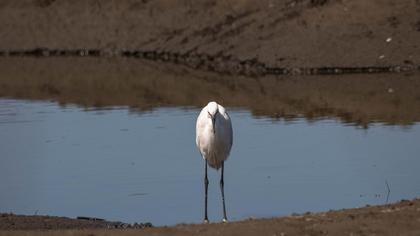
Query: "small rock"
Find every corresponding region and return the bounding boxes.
[388,88,394,93]
[386,37,392,43]
[144,222,153,228]
[404,60,414,65]
[379,55,385,59]
[381,209,393,213]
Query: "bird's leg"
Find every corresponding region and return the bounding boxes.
[204,160,209,223]
[220,161,228,223]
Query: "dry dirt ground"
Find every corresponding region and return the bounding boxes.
[0,0,419,69]
[1,198,420,236]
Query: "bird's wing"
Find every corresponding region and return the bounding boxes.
[218,105,233,152]
[225,111,233,151]
[195,106,207,151]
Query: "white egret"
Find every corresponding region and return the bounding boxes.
[196,101,233,223]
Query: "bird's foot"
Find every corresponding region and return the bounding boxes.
[203,219,209,224]
[222,218,228,223]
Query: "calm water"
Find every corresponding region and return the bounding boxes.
[1,98,420,226]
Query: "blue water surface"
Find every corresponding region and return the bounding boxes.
[0,99,419,225]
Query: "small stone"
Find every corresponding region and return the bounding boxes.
[144,222,153,228]
[386,37,392,43]
[379,55,385,59]
[381,209,393,213]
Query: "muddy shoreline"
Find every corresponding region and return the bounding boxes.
[1,48,418,76]
[0,213,152,231]
[1,198,420,235]
[1,0,420,70]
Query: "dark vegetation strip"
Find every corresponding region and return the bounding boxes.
[0,213,153,230]
[0,48,418,76]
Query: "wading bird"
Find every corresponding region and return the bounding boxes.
[196,101,233,223]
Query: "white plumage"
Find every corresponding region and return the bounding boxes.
[195,101,233,223]
[196,101,233,169]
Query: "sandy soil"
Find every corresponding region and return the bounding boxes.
[1,198,420,235]
[0,0,419,69]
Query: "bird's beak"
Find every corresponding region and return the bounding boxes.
[208,111,216,134]
[211,116,216,134]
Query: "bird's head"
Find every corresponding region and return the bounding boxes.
[207,101,219,134]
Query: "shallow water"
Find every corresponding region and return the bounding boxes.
[0,98,420,226]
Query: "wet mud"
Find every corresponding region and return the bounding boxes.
[1,48,418,76]
[0,213,152,231]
